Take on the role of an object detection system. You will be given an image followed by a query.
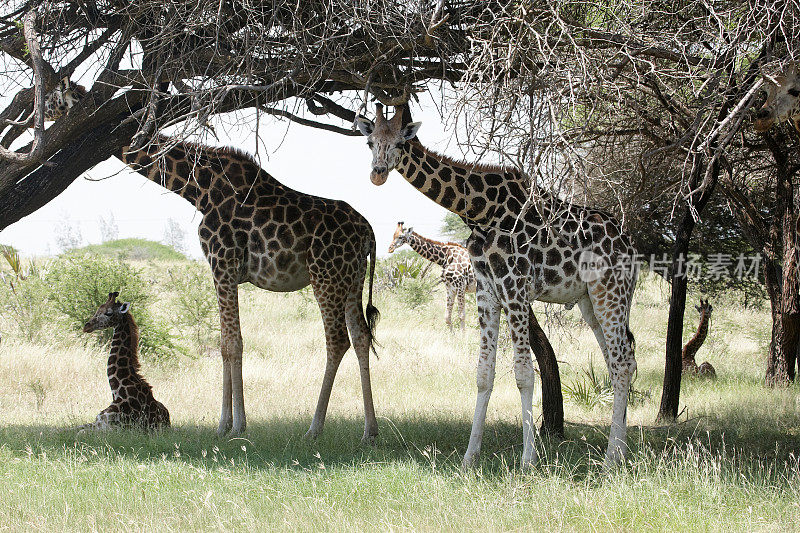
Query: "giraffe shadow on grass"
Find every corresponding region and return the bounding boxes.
[1,413,798,480]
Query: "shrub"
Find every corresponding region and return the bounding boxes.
[72,238,186,261]
[376,252,437,308]
[0,247,49,342]
[166,262,219,354]
[46,253,177,361]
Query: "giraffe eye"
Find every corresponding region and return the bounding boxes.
[367,140,374,148]
[105,310,113,316]
[789,88,800,97]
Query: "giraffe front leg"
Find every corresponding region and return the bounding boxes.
[445,286,455,332]
[215,276,245,435]
[457,286,467,331]
[218,357,232,435]
[463,293,501,469]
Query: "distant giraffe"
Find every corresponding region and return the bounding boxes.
[81,292,170,430]
[682,299,716,379]
[754,63,800,133]
[388,222,476,330]
[357,104,638,469]
[45,79,380,442]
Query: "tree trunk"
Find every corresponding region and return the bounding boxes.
[764,132,799,386]
[528,307,564,438]
[657,158,718,423]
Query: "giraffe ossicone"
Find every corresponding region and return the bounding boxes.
[48,79,381,443]
[388,222,476,331]
[81,291,170,431]
[358,104,639,470]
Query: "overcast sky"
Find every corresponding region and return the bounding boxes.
[0,94,460,258]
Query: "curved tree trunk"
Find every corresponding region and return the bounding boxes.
[528,308,564,439]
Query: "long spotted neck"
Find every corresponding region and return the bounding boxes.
[117,140,204,208]
[396,140,529,225]
[682,308,710,364]
[108,313,144,400]
[405,232,451,267]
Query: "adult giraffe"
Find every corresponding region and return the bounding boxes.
[388,222,476,330]
[357,104,638,469]
[44,80,381,442]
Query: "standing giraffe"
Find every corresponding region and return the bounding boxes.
[81,292,170,430]
[45,80,380,442]
[357,104,638,469]
[388,222,476,330]
[754,63,800,133]
[682,299,716,379]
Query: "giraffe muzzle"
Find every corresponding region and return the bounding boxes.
[370,170,389,186]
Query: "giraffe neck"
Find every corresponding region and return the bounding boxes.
[682,309,710,364]
[117,139,206,207]
[396,140,531,225]
[108,313,145,397]
[405,232,451,267]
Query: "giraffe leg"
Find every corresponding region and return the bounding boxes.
[305,286,349,441]
[457,285,467,331]
[214,276,245,435]
[445,285,455,331]
[345,292,379,443]
[463,289,501,469]
[504,299,538,468]
[588,287,636,468]
[577,297,610,363]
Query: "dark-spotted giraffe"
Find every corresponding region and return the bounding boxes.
[81,292,170,430]
[754,63,800,133]
[682,299,716,379]
[46,80,380,442]
[357,104,638,469]
[388,221,476,330]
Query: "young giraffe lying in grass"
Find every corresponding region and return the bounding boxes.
[81,292,170,430]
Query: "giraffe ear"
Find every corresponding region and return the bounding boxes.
[119,302,130,314]
[401,122,422,141]
[355,116,374,136]
[59,77,70,91]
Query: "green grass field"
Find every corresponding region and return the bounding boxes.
[0,259,798,531]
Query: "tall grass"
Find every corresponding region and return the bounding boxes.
[0,264,796,531]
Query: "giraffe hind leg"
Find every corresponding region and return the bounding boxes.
[305,283,349,441]
[345,289,379,443]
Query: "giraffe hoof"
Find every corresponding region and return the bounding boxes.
[304,428,321,441]
[361,433,378,446]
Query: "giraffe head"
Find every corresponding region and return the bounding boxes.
[44,77,86,121]
[695,298,713,317]
[387,221,414,253]
[83,292,131,333]
[754,64,800,133]
[355,104,421,185]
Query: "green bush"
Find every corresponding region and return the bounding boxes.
[166,262,219,353]
[46,253,177,361]
[72,238,186,261]
[0,247,49,342]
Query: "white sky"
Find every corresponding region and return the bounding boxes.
[0,95,459,258]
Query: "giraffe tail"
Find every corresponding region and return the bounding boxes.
[365,231,381,356]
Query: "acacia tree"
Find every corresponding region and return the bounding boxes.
[2,0,799,425]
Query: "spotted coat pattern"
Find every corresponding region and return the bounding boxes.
[754,64,800,133]
[81,292,170,430]
[682,299,716,379]
[358,105,638,469]
[388,222,476,330]
[46,81,381,442]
